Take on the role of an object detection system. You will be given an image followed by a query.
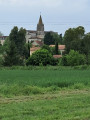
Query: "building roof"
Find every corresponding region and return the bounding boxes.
[58,45,65,50]
[27,30,37,33]
[0,36,8,38]
[38,15,43,25]
[50,45,65,50]
[53,55,62,59]
[34,40,43,46]
[30,47,40,51]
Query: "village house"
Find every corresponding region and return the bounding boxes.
[0,36,8,45]
[50,45,65,56]
[26,15,56,46]
[30,47,40,55]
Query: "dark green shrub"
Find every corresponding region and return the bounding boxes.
[26,49,56,66]
[62,50,86,66]
[0,56,3,66]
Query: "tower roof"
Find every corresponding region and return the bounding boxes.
[38,15,43,25]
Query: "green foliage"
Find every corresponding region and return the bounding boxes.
[3,27,26,66]
[44,32,55,45]
[52,33,60,43]
[26,49,56,66]
[9,26,26,57]
[62,50,86,66]
[3,41,20,66]
[17,27,26,56]
[0,43,3,54]
[55,41,59,55]
[0,56,3,66]
[59,34,63,44]
[9,26,18,43]
[81,33,90,64]
[41,44,51,52]
[44,32,60,45]
[64,26,85,53]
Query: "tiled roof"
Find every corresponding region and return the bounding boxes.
[49,45,55,47]
[53,55,62,59]
[50,45,65,50]
[34,40,43,46]
[0,36,8,38]
[30,47,40,51]
[58,45,65,50]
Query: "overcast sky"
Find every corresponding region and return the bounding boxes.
[0,0,90,36]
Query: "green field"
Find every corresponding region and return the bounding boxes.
[0,68,90,120]
[0,90,90,120]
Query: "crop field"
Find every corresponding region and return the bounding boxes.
[0,69,90,86]
[0,68,90,120]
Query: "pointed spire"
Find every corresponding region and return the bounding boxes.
[38,15,43,25]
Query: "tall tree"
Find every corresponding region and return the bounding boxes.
[17,27,26,56]
[55,41,59,55]
[81,33,90,64]
[64,26,85,53]
[3,41,19,66]
[9,26,18,43]
[9,26,26,57]
[4,26,27,66]
[44,32,55,45]
[59,34,63,44]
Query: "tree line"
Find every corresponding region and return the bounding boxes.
[0,26,90,66]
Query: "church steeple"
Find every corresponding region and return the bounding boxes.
[37,15,44,32]
[38,15,43,25]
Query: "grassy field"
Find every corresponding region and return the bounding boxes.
[0,90,90,120]
[0,68,90,96]
[0,68,90,120]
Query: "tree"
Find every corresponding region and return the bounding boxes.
[81,33,90,64]
[9,26,18,43]
[41,44,51,53]
[52,33,60,43]
[59,34,63,44]
[62,50,86,66]
[3,26,26,66]
[55,41,59,55]
[44,32,55,45]
[26,49,58,66]
[64,26,85,53]
[3,41,19,66]
[0,32,4,53]
[9,26,26,57]
[17,27,26,56]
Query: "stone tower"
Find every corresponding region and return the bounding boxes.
[37,15,44,32]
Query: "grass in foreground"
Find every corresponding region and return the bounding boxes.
[0,89,90,120]
[0,68,90,96]
[0,68,90,120]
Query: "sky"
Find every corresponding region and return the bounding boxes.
[0,0,90,36]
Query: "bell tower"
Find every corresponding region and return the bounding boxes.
[37,15,44,32]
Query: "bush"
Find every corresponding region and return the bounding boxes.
[62,50,86,66]
[26,49,57,66]
[0,56,3,66]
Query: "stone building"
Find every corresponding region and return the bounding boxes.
[0,36,8,45]
[26,15,45,44]
[26,15,56,46]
